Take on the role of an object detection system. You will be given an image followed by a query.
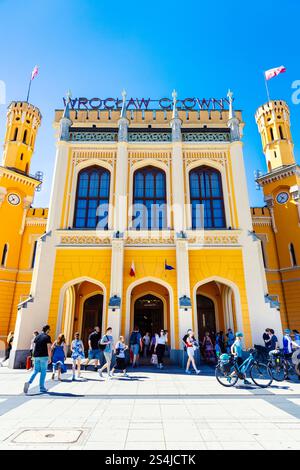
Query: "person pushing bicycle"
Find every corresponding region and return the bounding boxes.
[230,332,251,385]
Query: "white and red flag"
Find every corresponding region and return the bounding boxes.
[129,261,136,277]
[31,65,39,81]
[265,65,286,81]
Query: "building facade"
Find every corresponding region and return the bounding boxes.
[1,91,294,368]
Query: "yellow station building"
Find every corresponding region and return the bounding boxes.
[0,90,298,367]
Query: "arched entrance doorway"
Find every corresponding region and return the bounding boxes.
[134,294,164,336]
[82,294,103,350]
[195,279,240,343]
[59,279,105,350]
[197,295,216,340]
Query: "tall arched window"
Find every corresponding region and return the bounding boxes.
[289,243,297,267]
[270,127,274,141]
[13,128,18,141]
[189,166,226,229]
[23,130,28,144]
[133,166,167,230]
[31,240,38,268]
[279,125,284,140]
[1,244,8,267]
[74,166,110,229]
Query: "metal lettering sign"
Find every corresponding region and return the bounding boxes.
[62,97,231,111]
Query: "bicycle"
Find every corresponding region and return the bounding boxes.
[215,349,273,388]
[267,349,300,382]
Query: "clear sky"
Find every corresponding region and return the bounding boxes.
[0,0,299,208]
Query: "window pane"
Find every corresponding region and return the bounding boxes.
[89,172,99,197]
[78,173,89,197]
[145,172,154,197]
[100,172,110,198]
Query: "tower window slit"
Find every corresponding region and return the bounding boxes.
[289,243,297,267]
[270,127,274,141]
[279,125,284,139]
[1,244,8,267]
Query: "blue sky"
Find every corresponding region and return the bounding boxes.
[0,0,299,208]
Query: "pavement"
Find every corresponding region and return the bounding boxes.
[0,363,300,450]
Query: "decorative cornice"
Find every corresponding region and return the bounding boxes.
[0,166,41,188]
[257,164,300,186]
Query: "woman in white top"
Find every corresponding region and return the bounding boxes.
[155,330,168,369]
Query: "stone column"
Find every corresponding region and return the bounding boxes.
[175,237,193,348]
[107,238,125,340]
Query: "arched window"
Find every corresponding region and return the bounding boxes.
[289,243,297,267]
[74,166,110,229]
[1,244,8,267]
[279,125,284,140]
[13,128,18,141]
[133,166,167,230]
[23,130,28,144]
[189,166,226,229]
[270,127,274,141]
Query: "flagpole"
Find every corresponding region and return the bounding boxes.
[26,78,32,102]
[264,72,271,103]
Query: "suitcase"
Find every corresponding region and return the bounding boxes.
[26,355,32,370]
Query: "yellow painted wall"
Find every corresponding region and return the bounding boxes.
[47,248,111,334]
[189,248,252,346]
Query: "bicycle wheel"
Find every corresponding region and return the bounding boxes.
[250,362,273,388]
[215,364,238,387]
[268,362,285,382]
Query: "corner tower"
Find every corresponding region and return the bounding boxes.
[2,101,42,174]
[255,100,295,172]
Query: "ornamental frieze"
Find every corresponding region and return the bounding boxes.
[188,234,240,245]
[60,235,111,245]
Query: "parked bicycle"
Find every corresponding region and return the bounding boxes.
[215,349,273,388]
[267,349,300,382]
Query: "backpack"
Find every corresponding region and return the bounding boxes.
[130,331,139,346]
[98,335,108,351]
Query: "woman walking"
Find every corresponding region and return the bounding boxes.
[202,331,215,364]
[71,332,85,380]
[98,327,114,378]
[111,336,129,377]
[154,329,168,369]
[51,334,67,381]
[184,330,201,375]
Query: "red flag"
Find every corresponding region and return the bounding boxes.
[129,261,135,277]
[31,65,39,81]
[265,65,286,81]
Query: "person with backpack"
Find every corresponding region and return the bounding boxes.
[129,326,142,368]
[183,329,201,375]
[98,327,114,378]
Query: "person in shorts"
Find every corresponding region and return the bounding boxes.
[230,332,250,385]
[111,336,129,377]
[184,329,200,375]
[86,326,101,370]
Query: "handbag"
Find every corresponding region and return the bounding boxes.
[151,354,158,365]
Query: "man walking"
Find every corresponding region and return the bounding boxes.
[23,325,52,394]
[129,326,142,368]
[85,326,102,371]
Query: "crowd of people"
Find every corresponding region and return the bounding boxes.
[1,323,300,394]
